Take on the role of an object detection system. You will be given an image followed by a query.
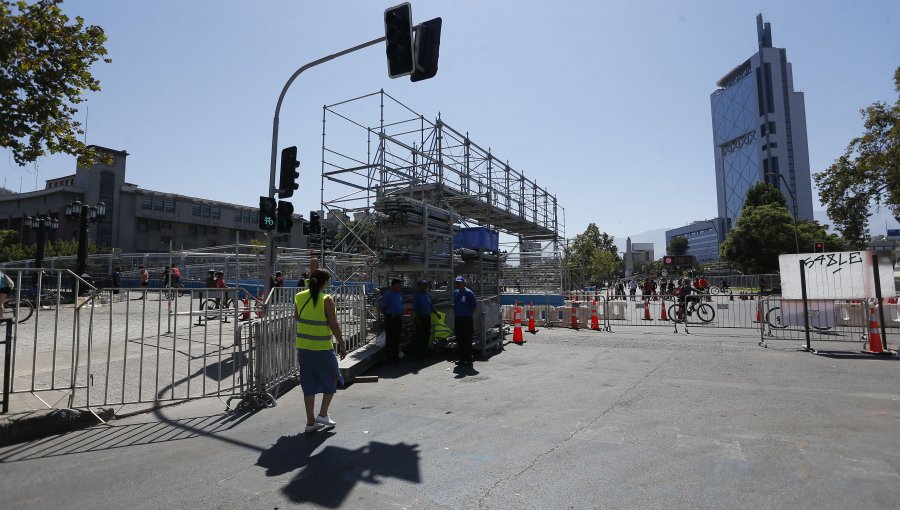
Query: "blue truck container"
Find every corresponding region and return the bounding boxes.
[454,227,499,252]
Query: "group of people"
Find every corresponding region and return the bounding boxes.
[611,275,726,301]
[378,276,477,365]
[298,270,479,433]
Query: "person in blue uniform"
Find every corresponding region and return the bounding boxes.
[413,279,437,359]
[379,278,404,362]
[453,276,477,364]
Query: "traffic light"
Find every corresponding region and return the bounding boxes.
[814,241,825,253]
[384,3,414,78]
[278,146,300,198]
[276,201,294,233]
[308,211,321,235]
[411,17,442,82]
[259,196,276,231]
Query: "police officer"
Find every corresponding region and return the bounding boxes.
[379,278,404,363]
[413,279,437,359]
[453,276,477,365]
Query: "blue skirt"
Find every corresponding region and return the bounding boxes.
[297,348,344,396]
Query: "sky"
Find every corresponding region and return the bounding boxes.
[2,0,899,253]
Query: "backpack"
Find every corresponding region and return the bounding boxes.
[1,272,14,290]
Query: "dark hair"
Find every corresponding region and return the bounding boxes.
[308,269,332,305]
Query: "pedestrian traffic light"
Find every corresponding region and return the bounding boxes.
[276,201,294,233]
[278,146,300,199]
[384,3,414,78]
[814,241,825,253]
[309,210,321,234]
[411,17,442,82]
[259,196,276,231]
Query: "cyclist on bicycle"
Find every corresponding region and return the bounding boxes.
[214,271,227,307]
[676,278,702,315]
[719,278,731,293]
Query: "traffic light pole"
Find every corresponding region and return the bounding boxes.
[266,35,387,275]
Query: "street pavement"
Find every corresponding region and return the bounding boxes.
[1,326,899,509]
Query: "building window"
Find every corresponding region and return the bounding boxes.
[162,220,172,229]
[209,226,218,235]
[153,196,164,211]
[201,204,210,217]
[165,198,176,213]
[141,196,153,210]
[192,204,201,216]
[234,211,242,222]
[768,121,776,134]
[212,206,221,219]
[138,218,149,232]
[189,224,198,236]
[250,212,258,224]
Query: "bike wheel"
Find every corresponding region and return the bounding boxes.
[711,286,720,295]
[668,303,684,323]
[697,303,716,323]
[765,306,788,329]
[5,299,34,323]
[203,299,221,319]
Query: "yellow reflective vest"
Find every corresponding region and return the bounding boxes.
[430,311,452,341]
[295,289,334,350]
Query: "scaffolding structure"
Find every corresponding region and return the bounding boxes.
[319,90,565,278]
[319,90,565,354]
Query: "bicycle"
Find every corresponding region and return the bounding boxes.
[3,298,35,323]
[710,285,731,295]
[668,298,716,324]
[765,306,831,331]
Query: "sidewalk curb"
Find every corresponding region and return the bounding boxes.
[0,408,114,447]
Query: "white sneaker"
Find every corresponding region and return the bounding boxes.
[305,422,325,433]
[316,414,336,427]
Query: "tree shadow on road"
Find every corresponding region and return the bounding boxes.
[256,434,421,508]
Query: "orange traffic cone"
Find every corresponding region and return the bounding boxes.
[590,300,600,330]
[257,291,266,318]
[242,297,251,320]
[660,300,668,321]
[528,302,537,334]
[570,302,579,330]
[513,305,524,344]
[864,306,884,354]
[642,299,652,320]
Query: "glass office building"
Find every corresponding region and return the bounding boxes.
[711,15,814,231]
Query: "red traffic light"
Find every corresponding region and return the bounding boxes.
[814,242,824,253]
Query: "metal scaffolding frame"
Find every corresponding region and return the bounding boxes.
[319,90,565,260]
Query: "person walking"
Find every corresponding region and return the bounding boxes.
[297,272,309,290]
[138,266,149,299]
[629,279,638,301]
[379,278,404,363]
[294,269,346,433]
[453,276,477,365]
[111,266,122,296]
[413,279,437,359]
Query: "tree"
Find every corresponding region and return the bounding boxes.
[815,66,900,248]
[1,0,111,165]
[564,223,621,287]
[668,236,688,256]
[720,204,795,273]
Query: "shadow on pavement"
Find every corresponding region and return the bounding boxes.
[453,363,480,379]
[0,412,255,463]
[256,434,421,508]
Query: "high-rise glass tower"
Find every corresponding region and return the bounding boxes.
[711,14,814,231]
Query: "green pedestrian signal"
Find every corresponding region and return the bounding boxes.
[259,196,277,231]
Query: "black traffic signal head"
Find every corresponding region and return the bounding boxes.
[259,196,276,231]
[309,211,320,225]
[814,241,824,253]
[278,146,300,199]
[411,17,442,82]
[276,201,294,233]
[384,3,414,78]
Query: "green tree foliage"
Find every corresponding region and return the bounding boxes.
[721,182,848,272]
[815,66,900,248]
[1,0,111,165]
[0,229,96,263]
[564,223,621,287]
[720,204,794,273]
[668,236,688,256]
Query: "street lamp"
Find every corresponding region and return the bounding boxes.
[24,214,59,269]
[765,172,800,254]
[65,200,106,277]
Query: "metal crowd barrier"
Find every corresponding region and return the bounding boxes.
[758,296,898,352]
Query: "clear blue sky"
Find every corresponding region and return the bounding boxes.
[3,0,899,246]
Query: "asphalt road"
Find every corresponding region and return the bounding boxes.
[1,327,899,509]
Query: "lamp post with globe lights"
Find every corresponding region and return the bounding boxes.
[64,200,106,277]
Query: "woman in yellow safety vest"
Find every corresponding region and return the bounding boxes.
[295,269,346,433]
